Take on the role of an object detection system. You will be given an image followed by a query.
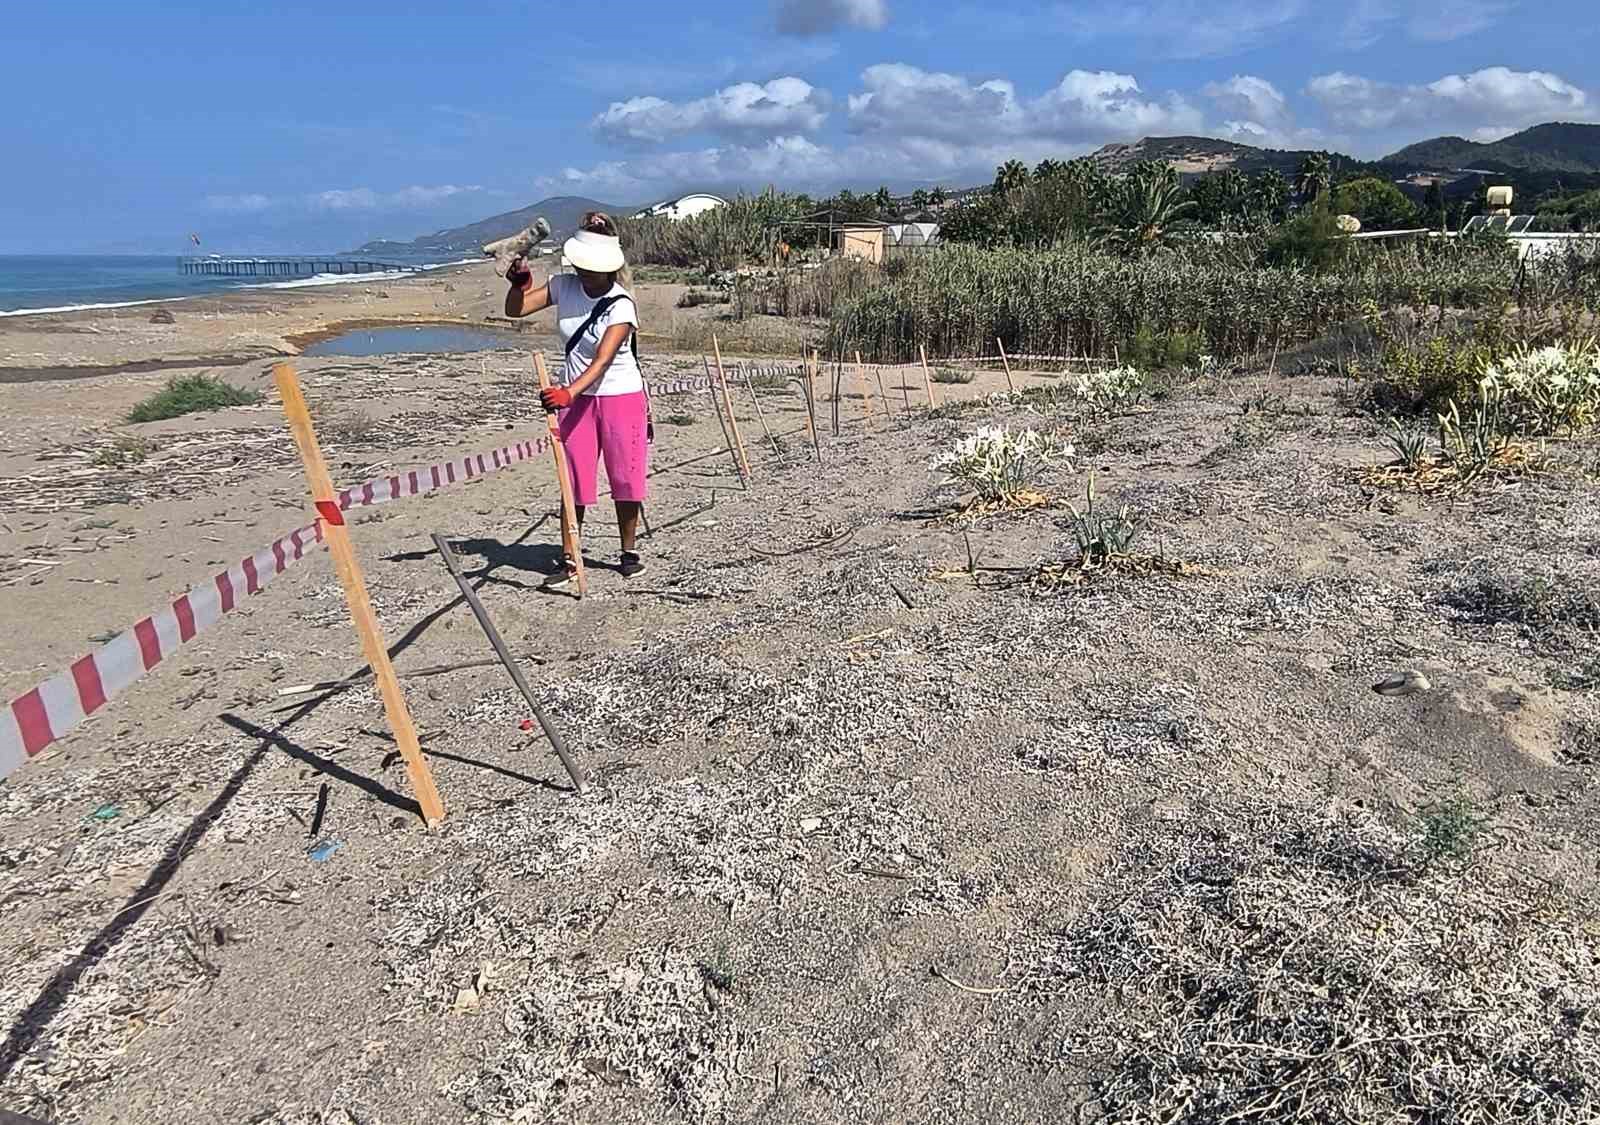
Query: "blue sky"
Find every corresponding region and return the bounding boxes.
[1,0,1594,253]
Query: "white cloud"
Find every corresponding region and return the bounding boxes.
[1339,0,1511,47]
[1307,67,1591,134]
[775,0,888,36]
[1047,0,1305,59]
[592,78,831,145]
[1203,76,1290,128]
[205,185,484,214]
[204,193,273,213]
[847,63,1200,145]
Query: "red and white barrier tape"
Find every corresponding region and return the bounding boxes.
[0,433,562,781]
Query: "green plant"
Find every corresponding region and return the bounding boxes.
[933,425,1066,502]
[1478,339,1600,435]
[92,434,154,467]
[1334,177,1419,231]
[1435,389,1512,483]
[931,367,977,384]
[1123,327,1202,371]
[126,375,262,423]
[676,288,729,308]
[1063,472,1138,565]
[1095,162,1198,256]
[1383,416,1430,469]
[1416,793,1483,863]
[1071,364,1145,412]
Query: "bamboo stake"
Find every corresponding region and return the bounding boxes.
[802,350,823,463]
[874,366,892,420]
[996,338,1017,393]
[711,336,752,479]
[920,345,938,408]
[741,363,781,456]
[432,534,587,793]
[533,353,587,597]
[701,354,746,488]
[272,363,445,826]
[855,351,877,430]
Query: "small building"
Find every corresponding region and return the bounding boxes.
[834,222,889,263]
[633,192,728,221]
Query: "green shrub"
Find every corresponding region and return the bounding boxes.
[126,375,262,423]
[676,289,729,308]
[1122,326,1202,371]
[1261,205,1350,271]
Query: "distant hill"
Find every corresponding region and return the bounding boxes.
[1089,136,1363,179]
[1382,123,1600,175]
[355,195,628,255]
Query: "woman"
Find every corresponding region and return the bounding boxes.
[504,212,648,586]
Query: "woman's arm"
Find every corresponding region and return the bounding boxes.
[504,258,554,318]
[564,323,633,396]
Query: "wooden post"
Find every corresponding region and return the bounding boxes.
[741,363,781,456]
[996,338,1017,393]
[272,363,445,826]
[533,353,587,597]
[920,345,938,408]
[854,351,876,430]
[802,350,823,463]
[874,366,893,420]
[702,355,747,488]
[711,336,753,479]
[431,534,587,793]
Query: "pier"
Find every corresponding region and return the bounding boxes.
[178,256,418,278]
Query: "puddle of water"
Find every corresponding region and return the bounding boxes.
[303,324,522,357]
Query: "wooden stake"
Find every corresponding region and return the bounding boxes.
[874,366,893,420]
[920,345,938,408]
[272,363,445,826]
[741,363,781,455]
[855,351,876,430]
[432,534,587,793]
[533,353,587,597]
[701,355,747,488]
[802,350,823,463]
[996,338,1017,393]
[711,336,753,479]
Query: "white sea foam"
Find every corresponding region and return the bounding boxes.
[0,259,479,316]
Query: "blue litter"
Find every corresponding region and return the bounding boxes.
[90,804,121,822]
[307,838,342,862]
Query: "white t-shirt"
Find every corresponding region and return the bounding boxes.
[550,273,643,396]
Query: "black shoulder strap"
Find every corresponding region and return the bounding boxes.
[563,295,626,358]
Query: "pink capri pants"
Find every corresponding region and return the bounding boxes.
[557,390,650,507]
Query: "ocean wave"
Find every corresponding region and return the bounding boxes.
[0,259,480,315]
[0,296,174,318]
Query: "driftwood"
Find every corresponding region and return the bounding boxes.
[482,218,553,275]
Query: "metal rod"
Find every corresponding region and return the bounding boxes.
[430,532,587,793]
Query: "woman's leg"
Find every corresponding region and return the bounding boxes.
[595,391,650,572]
[555,397,601,570]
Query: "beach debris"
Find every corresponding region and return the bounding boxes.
[89,803,121,822]
[1374,669,1430,697]
[148,308,176,325]
[307,838,342,862]
[481,218,553,275]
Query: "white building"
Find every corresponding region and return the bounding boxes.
[633,193,728,221]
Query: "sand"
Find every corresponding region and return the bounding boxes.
[1,268,1598,1123]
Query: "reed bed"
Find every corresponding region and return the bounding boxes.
[826,238,1600,365]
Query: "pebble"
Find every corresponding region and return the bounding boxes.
[1373,669,1430,697]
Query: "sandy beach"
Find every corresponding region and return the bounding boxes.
[1,264,1597,1123]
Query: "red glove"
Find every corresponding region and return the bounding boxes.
[506,257,533,291]
[540,386,572,411]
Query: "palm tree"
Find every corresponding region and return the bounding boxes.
[1296,152,1331,205]
[1095,162,1197,255]
[873,185,894,215]
[1034,158,1065,180]
[929,185,947,206]
[909,188,929,211]
[993,160,1030,196]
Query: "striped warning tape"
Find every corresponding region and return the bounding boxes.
[0,433,561,782]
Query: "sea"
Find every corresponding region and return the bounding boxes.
[0,252,474,317]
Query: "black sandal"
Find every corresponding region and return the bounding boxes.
[618,551,646,578]
[543,558,578,588]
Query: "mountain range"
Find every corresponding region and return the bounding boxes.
[356,195,626,256]
[356,122,1600,253]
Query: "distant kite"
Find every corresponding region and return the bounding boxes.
[190,233,202,246]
